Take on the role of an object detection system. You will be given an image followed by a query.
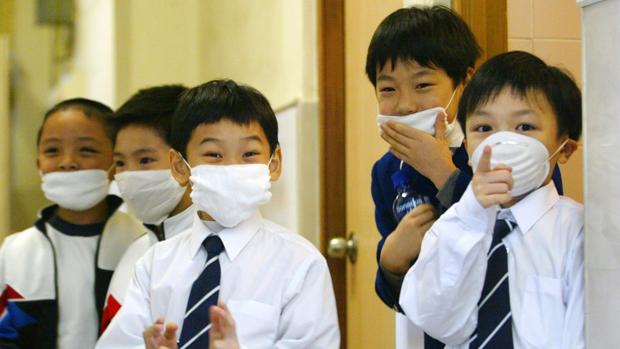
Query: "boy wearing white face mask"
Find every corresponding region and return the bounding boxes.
[400,51,583,348]
[96,80,340,349]
[0,98,143,349]
[366,7,566,349]
[100,85,197,333]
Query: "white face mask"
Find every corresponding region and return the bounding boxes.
[376,89,464,147]
[183,157,273,228]
[41,169,110,211]
[115,169,187,225]
[471,131,568,197]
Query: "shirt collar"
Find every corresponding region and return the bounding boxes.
[499,181,559,235]
[163,204,198,239]
[189,211,262,261]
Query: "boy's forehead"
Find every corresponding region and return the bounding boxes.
[115,125,169,150]
[377,58,442,77]
[190,119,269,144]
[41,109,109,140]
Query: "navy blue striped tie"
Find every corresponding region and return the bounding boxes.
[179,235,225,349]
[470,219,515,349]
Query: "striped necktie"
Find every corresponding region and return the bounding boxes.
[179,235,225,349]
[470,219,516,349]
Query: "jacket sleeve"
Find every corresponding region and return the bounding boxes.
[371,161,403,310]
[0,237,20,348]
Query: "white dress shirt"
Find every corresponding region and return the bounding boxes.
[400,182,584,349]
[96,212,340,349]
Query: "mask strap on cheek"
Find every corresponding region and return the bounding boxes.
[444,88,458,111]
[547,138,571,160]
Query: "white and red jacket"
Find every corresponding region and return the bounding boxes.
[100,205,196,333]
[0,196,143,349]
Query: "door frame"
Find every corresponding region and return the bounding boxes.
[318,0,347,348]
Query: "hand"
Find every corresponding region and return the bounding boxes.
[380,111,457,188]
[472,146,514,208]
[380,204,437,275]
[143,318,179,349]
[209,301,240,349]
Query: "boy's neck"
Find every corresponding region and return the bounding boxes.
[56,199,110,225]
[169,190,193,218]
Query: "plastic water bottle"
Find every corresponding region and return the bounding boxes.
[391,167,431,221]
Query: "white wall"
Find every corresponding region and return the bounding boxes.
[0,35,9,241]
[579,0,620,347]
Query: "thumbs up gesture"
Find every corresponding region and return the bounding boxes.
[472,146,514,208]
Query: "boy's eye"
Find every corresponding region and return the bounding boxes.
[139,157,156,165]
[415,83,433,90]
[243,151,260,158]
[205,152,223,159]
[115,160,125,168]
[516,123,536,132]
[379,87,395,93]
[473,125,492,132]
[80,147,98,154]
[43,147,59,154]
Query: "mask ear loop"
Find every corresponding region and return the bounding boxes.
[444,88,458,111]
[547,138,571,161]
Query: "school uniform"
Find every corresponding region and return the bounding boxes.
[371,146,564,349]
[96,212,340,349]
[100,204,197,332]
[0,196,143,349]
[400,182,584,348]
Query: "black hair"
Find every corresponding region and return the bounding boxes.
[37,98,114,145]
[113,85,188,145]
[457,51,582,140]
[171,79,279,158]
[365,5,481,87]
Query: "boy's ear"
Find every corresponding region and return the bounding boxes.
[557,139,579,165]
[107,165,116,181]
[268,147,283,182]
[169,149,191,186]
[462,67,475,87]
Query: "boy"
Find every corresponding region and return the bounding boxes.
[101,85,197,332]
[96,80,340,348]
[400,51,583,348]
[0,98,143,348]
[366,7,564,347]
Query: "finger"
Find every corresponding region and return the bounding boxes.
[388,147,408,163]
[434,111,447,141]
[163,322,178,341]
[209,306,223,339]
[405,204,435,218]
[478,183,511,195]
[482,193,513,206]
[480,169,514,188]
[476,146,492,173]
[406,208,436,225]
[418,219,436,237]
[381,127,412,152]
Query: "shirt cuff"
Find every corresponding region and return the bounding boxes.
[453,184,498,233]
[436,168,461,208]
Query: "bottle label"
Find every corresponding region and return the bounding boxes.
[394,195,431,221]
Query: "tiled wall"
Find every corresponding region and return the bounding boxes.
[508,0,583,202]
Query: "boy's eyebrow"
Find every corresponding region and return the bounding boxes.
[376,74,395,82]
[112,147,157,157]
[242,135,264,143]
[199,137,222,145]
[40,136,101,143]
